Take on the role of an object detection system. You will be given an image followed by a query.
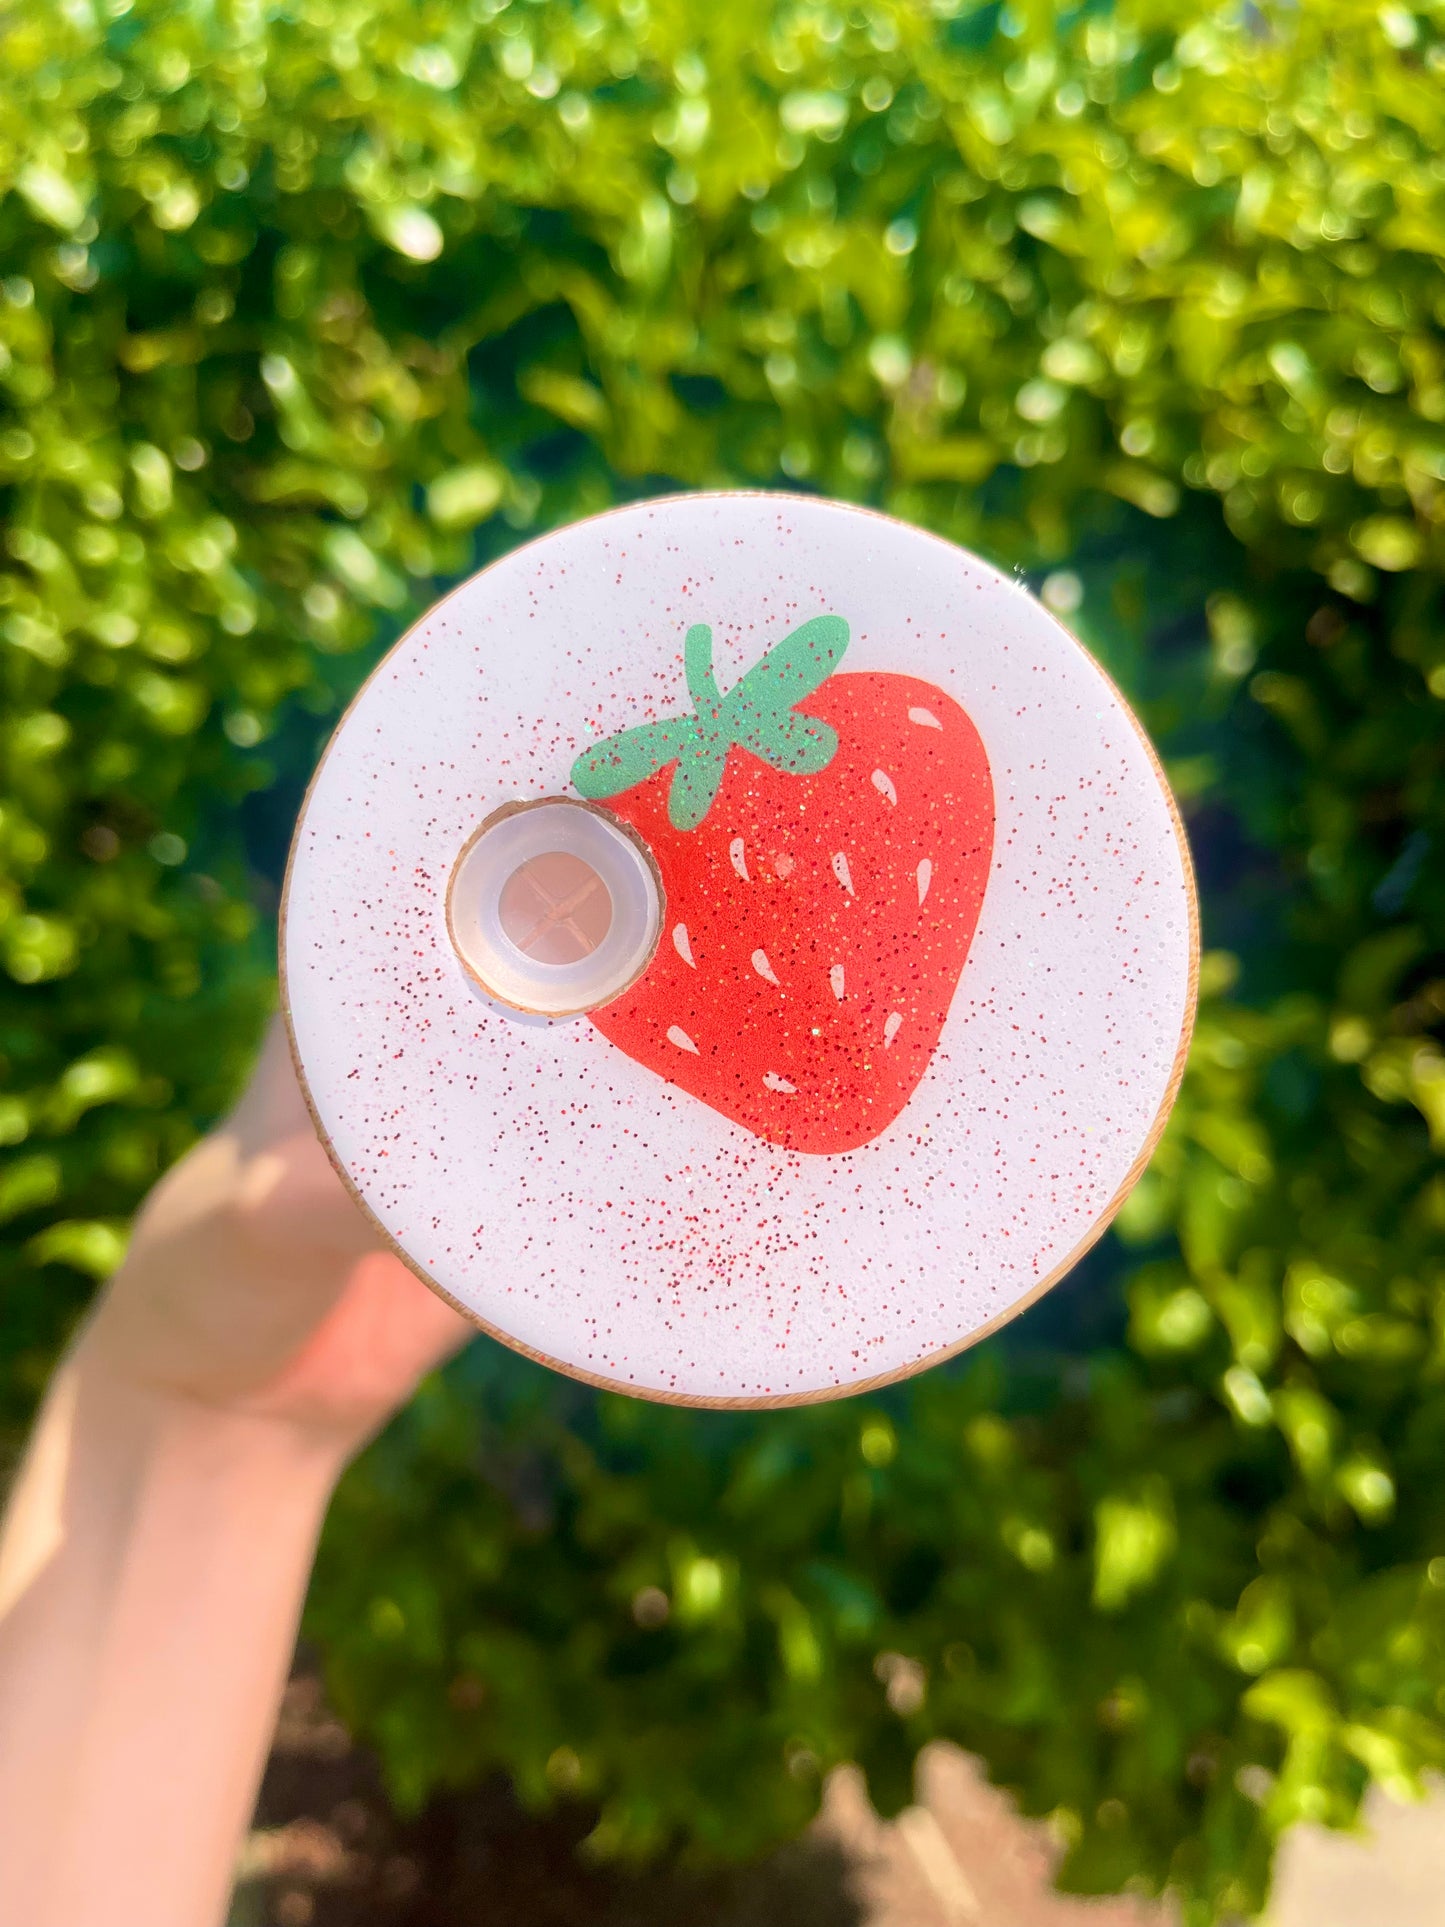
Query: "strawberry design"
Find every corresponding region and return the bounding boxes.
[571,616,994,1154]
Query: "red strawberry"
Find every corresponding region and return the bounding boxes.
[571,617,993,1154]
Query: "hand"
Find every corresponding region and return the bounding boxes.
[78,1017,471,1458]
[0,1019,471,1927]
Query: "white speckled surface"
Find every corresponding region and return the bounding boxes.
[282,494,1196,1404]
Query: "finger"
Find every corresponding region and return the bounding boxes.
[239,1133,386,1264]
[229,1014,325,1155]
[258,1252,474,1431]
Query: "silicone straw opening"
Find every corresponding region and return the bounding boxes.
[498,850,614,965]
[447,799,662,1016]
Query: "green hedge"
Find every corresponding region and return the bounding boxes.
[4,1,1445,1919]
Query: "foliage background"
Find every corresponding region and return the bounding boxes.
[4,0,1445,1920]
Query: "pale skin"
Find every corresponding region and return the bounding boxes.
[0,1020,471,1927]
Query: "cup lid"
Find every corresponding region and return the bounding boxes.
[282,493,1196,1406]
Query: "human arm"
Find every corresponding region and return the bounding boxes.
[0,1021,469,1927]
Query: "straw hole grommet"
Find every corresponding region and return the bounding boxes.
[447,797,663,1017]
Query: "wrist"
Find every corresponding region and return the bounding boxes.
[64,1323,354,1499]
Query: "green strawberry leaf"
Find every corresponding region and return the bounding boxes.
[733,711,839,776]
[728,613,850,712]
[667,741,732,830]
[568,614,849,830]
[571,716,700,799]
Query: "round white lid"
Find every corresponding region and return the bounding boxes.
[282,494,1196,1406]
